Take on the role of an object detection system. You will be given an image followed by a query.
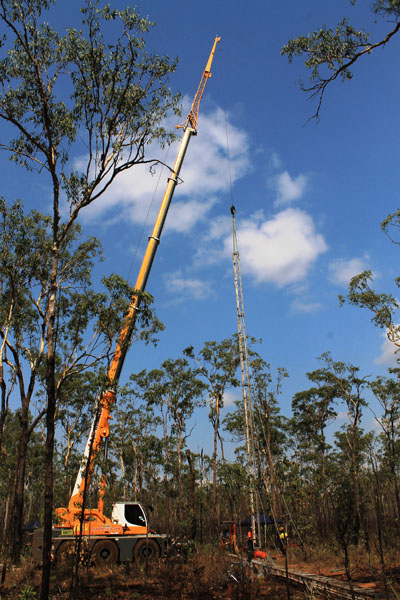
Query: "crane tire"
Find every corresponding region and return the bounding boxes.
[133,539,160,562]
[56,541,74,563]
[92,540,119,567]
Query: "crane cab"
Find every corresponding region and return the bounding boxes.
[111,502,148,531]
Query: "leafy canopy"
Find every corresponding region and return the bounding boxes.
[281,0,400,119]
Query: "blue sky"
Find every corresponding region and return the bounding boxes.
[3,0,400,458]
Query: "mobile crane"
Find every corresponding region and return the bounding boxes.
[32,36,221,567]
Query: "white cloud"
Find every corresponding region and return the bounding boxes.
[374,332,399,366]
[204,214,232,242]
[222,389,239,408]
[165,270,209,301]
[167,197,217,233]
[273,171,308,207]
[221,208,327,287]
[291,298,324,314]
[366,416,384,434]
[269,152,283,170]
[328,257,369,287]
[336,411,349,422]
[79,102,250,233]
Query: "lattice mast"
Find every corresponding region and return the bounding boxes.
[231,205,258,544]
[178,36,221,131]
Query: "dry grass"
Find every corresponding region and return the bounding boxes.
[1,542,399,599]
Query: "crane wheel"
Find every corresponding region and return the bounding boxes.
[92,540,119,567]
[56,541,75,564]
[133,539,160,563]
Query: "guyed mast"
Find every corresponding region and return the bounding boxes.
[231,205,258,545]
[56,36,221,527]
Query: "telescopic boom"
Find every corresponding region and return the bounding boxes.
[56,36,221,528]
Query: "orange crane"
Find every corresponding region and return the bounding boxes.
[32,35,221,567]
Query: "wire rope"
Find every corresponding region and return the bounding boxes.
[125,144,171,284]
[220,59,235,208]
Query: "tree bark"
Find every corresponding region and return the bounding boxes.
[40,246,59,600]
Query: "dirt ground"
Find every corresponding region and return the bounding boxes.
[1,545,399,599]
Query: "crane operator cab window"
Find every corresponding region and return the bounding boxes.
[111,502,147,528]
[125,503,146,526]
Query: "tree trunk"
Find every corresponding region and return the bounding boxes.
[40,249,59,600]
[10,424,30,563]
[177,427,183,523]
[212,394,220,510]
[265,403,280,518]
[186,449,197,540]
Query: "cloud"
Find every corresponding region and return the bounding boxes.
[291,298,324,314]
[221,208,327,287]
[269,152,283,170]
[222,389,239,408]
[328,257,369,287]
[374,332,399,366]
[167,197,217,233]
[79,102,250,233]
[273,171,308,207]
[164,270,209,301]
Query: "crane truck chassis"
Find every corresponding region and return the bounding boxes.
[32,502,177,566]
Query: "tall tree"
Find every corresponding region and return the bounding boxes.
[129,357,206,531]
[291,368,337,535]
[112,389,162,503]
[318,353,370,545]
[0,200,162,567]
[251,358,288,521]
[370,369,400,522]
[0,0,179,595]
[185,337,240,508]
[339,270,400,349]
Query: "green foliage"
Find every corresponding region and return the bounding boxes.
[0,0,180,591]
[185,336,242,407]
[282,19,369,82]
[0,0,180,207]
[18,585,37,600]
[373,0,400,17]
[339,270,400,347]
[281,0,400,118]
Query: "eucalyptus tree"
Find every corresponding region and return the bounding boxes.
[112,389,163,504]
[129,357,206,527]
[317,353,371,544]
[251,358,288,519]
[291,368,337,535]
[0,200,162,567]
[0,200,103,564]
[369,368,400,522]
[0,0,179,592]
[282,0,400,120]
[185,337,241,505]
[0,412,44,547]
[129,368,174,492]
